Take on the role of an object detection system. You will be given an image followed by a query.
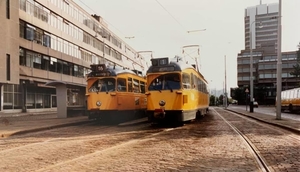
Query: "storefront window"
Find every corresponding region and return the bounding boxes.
[3,84,22,109]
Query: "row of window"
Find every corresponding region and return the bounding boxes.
[258,63,295,70]
[19,20,122,65]
[259,72,294,79]
[148,73,208,93]
[19,0,122,50]
[19,48,90,77]
[238,59,260,64]
[238,72,294,81]
[3,84,57,110]
[19,2,125,64]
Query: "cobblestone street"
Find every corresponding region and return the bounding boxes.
[0,107,299,171]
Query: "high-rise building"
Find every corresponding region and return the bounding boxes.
[0,0,145,113]
[235,2,298,105]
[244,2,279,54]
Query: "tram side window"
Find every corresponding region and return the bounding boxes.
[200,80,203,92]
[182,73,191,89]
[133,79,140,93]
[128,77,133,92]
[197,78,201,92]
[191,73,194,89]
[140,81,146,93]
[117,78,127,92]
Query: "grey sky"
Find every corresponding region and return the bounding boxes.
[73,0,300,92]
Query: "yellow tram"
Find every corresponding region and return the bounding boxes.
[145,56,209,123]
[280,87,300,112]
[86,64,147,122]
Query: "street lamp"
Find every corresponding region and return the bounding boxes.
[249,21,263,113]
[276,0,282,120]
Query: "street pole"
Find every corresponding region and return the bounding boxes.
[249,21,254,113]
[224,55,227,109]
[249,20,263,112]
[276,0,282,120]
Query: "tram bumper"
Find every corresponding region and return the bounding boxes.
[153,108,166,119]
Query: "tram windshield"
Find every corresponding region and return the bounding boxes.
[148,73,181,91]
[88,78,116,93]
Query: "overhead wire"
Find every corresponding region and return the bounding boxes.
[154,0,186,32]
[75,0,126,36]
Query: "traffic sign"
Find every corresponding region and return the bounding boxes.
[245,88,249,93]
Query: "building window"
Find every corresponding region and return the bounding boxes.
[57,59,63,73]
[49,57,57,72]
[33,53,42,69]
[6,0,10,19]
[19,48,26,66]
[63,61,71,75]
[26,51,33,67]
[19,20,26,38]
[6,54,10,81]
[26,24,35,41]
[73,65,78,76]
[3,84,22,110]
[44,33,51,47]
[42,55,50,70]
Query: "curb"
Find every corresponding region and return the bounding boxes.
[1,120,91,138]
[226,109,300,135]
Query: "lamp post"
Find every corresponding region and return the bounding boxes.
[276,0,282,120]
[249,21,263,113]
[224,55,227,109]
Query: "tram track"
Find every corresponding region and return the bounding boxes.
[213,107,300,172]
[213,108,270,172]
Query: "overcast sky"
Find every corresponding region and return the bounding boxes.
[73,0,300,92]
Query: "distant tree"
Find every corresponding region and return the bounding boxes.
[218,95,224,106]
[231,87,245,105]
[290,43,300,80]
[209,95,216,106]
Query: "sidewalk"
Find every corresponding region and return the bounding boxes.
[225,106,300,135]
[0,112,90,138]
[0,111,149,138]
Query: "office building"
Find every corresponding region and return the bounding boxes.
[235,2,299,105]
[245,2,279,54]
[0,0,145,113]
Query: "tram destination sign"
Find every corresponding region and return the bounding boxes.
[152,66,175,72]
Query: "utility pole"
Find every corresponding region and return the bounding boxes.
[224,55,227,109]
[276,0,282,120]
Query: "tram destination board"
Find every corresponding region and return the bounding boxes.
[152,66,175,72]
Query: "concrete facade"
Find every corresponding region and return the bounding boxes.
[0,0,146,114]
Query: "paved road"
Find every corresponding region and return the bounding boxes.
[228,105,300,121]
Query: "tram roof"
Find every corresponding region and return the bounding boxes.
[146,57,208,83]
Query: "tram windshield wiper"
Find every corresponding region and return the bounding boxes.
[165,81,173,92]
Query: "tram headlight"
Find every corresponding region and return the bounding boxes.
[159,100,166,106]
[96,101,101,107]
